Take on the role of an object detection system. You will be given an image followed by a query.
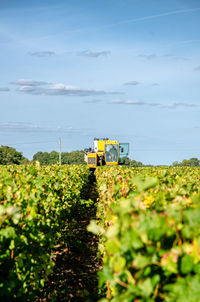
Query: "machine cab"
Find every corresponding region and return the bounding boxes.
[104,143,119,164]
[119,143,129,158]
[104,142,129,164]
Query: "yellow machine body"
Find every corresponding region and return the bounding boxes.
[97,139,119,165]
[85,138,129,169]
[87,153,97,169]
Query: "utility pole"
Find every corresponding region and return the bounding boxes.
[59,137,61,165]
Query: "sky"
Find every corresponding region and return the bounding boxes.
[0,0,200,165]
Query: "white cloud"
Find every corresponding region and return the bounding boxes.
[12,79,50,86]
[18,85,43,95]
[13,79,121,96]
[43,83,107,96]
[110,99,145,105]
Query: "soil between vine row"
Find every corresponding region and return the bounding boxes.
[36,179,102,302]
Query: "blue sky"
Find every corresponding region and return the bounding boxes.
[0,0,200,165]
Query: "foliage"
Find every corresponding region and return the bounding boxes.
[91,166,200,301]
[0,163,90,300]
[119,156,144,167]
[62,150,85,165]
[32,151,50,165]
[172,157,200,167]
[33,150,85,165]
[0,146,28,165]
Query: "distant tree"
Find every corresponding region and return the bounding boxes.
[119,156,144,167]
[62,151,85,165]
[33,150,85,165]
[21,158,30,165]
[182,158,200,167]
[49,151,59,164]
[172,161,180,167]
[33,152,50,165]
[172,158,200,167]
[119,157,131,165]
[0,145,28,165]
[130,160,144,167]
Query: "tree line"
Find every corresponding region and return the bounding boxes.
[33,150,85,165]
[0,146,143,166]
[0,146,85,165]
[172,158,200,167]
[1,145,200,167]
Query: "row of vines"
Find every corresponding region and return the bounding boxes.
[2,164,200,301]
[92,166,200,302]
[0,163,90,300]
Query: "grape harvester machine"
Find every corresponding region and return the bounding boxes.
[84,138,129,171]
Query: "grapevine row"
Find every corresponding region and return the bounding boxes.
[93,166,200,302]
[0,163,90,300]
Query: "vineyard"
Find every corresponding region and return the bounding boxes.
[1,164,200,301]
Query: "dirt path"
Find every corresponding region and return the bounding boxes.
[36,181,101,302]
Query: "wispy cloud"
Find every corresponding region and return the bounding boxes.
[0,122,41,132]
[84,99,103,103]
[124,81,160,87]
[163,103,199,109]
[170,39,200,46]
[163,54,188,61]
[77,50,111,58]
[109,99,199,109]
[194,65,200,71]
[138,53,188,61]
[138,54,157,60]
[111,7,200,26]
[0,87,10,91]
[12,79,121,96]
[28,51,56,57]
[0,122,84,134]
[124,80,140,86]
[11,79,50,86]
